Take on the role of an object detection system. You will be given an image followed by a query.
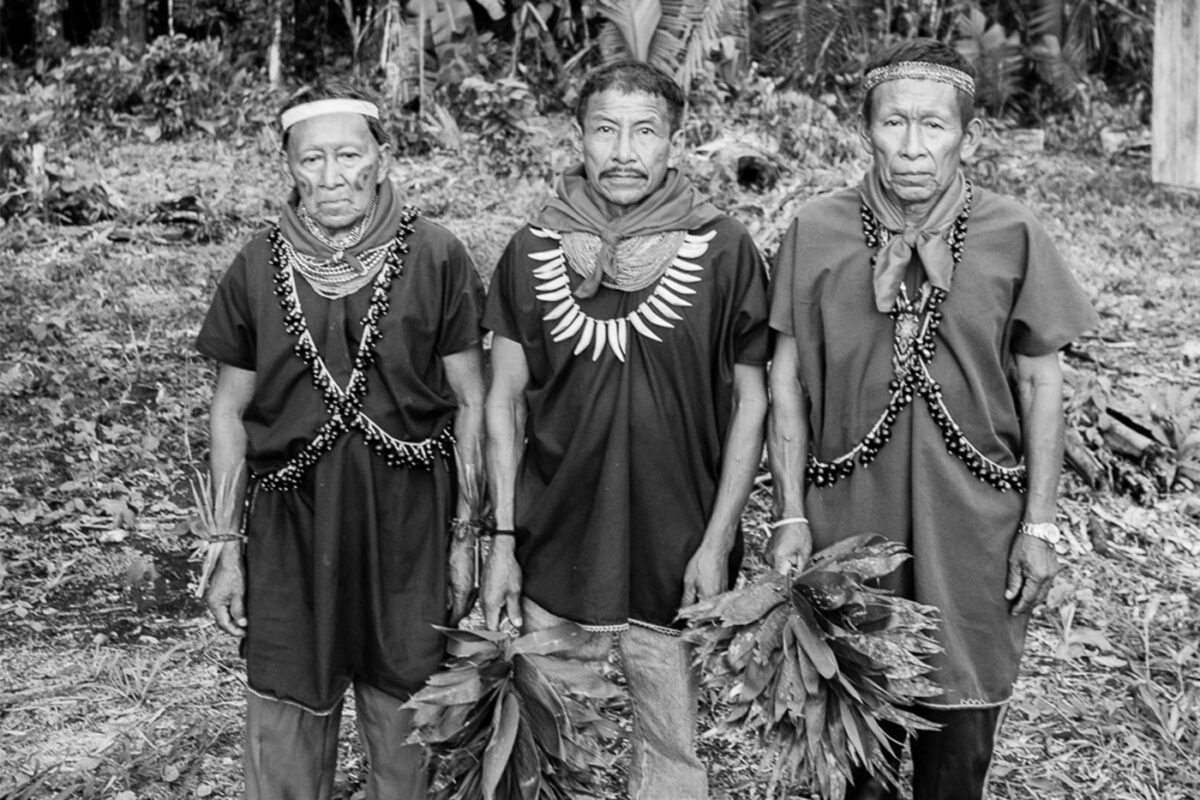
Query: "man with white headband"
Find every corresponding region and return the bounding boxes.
[766,39,1097,798]
[196,83,486,797]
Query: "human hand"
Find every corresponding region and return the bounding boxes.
[680,542,730,607]
[205,545,247,637]
[1005,531,1059,615]
[481,537,523,630]
[766,520,813,574]
[446,530,477,626]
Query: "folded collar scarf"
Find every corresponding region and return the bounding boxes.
[859,169,967,313]
[279,177,401,274]
[534,165,720,298]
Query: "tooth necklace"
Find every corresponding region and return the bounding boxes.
[529,227,714,361]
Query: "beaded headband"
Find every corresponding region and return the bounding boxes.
[863,62,975,97]
[280,99,380,131]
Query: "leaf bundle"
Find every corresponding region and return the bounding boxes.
[187,464,244,598]
[406,624,624,800]
[680,534,942,800]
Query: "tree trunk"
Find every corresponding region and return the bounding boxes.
[268,0,282,89]
[1153,0,1200,187]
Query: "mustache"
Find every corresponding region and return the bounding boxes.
[600,168,647,179]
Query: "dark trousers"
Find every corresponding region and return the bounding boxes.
[244,683,429,800]
[847,705,1005,800]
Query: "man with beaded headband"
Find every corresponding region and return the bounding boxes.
[196,82,486,798]
[766,39,1098,799]
[481,60,769,798]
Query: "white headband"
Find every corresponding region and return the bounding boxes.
[863,61,975,97]
[280,99,380,131]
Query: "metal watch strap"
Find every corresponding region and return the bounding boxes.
[1019,521,1061,545]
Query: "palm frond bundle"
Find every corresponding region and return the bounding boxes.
[680,534,942,799]
[406,624,624,800]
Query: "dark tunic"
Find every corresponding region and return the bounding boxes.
[484,217,770,631]
[196,217,484,712]
[770,186,1098,706]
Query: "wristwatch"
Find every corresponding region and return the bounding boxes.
[1019,521,1068,554]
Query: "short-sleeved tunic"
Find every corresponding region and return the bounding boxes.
[770,186,1097,706]
[485,217,770,631]
[197,216,484,712]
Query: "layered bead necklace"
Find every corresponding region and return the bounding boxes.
[807,181,1027,493]
[290,194,389,299]
[258,206,456,492]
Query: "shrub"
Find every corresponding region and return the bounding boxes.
[449,76,557,179]
[53,45,141,124]
[139,35,228,139]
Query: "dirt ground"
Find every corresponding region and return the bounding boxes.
[1,123,1198,799]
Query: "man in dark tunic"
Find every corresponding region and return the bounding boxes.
[481,61,769,799]
[767,40,1099,799]
[196,83,486,798]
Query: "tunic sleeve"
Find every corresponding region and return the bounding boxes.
[768,217,801,336]
[436,237,486,356]
[729,226,771,366]
[483,230,536,344]
[195,248,256,370]
[1009,219,1099,356]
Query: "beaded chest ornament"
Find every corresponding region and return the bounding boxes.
[257,206,455,492]
[807,181,1027,493]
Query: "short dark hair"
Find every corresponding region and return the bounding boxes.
[861,38,976,127]
[575,60,686,133]
[280,81,390,151]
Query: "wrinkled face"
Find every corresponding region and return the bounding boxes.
[861,78,981,215]
[575,89,682,214]
[285,112,390,239]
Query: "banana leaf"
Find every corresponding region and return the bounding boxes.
[680,534,942,800]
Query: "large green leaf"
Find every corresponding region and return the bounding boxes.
[510,623,595,656]
[596,0,664,62]
[481,691,521,800]
[523,653,624,700]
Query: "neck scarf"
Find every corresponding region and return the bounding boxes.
[859,169,968,313]
[280,178,401,276]
[534,165,720,298]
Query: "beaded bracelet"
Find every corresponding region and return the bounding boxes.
[450,517,482,541]
[204,533,248,543]
[768,517,809,529]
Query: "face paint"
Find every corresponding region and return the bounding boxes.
[285,112,389,239]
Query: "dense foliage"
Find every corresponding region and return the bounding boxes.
[681,535,943,799]
[405,625,623,800]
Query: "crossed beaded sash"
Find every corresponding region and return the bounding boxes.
[257,206,455,492]
[807,182,1027,493]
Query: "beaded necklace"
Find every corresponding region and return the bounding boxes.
[807,181,1027,493]
[257,206,455,492]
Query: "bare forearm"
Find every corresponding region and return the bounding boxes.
[1017,353,1066,524]
[767,383,809,520]
[485,396,525,530]
[445,347,487,518]
[767,336,809,520]
[701,366,768,554]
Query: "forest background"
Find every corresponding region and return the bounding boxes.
[1,0,1198,798]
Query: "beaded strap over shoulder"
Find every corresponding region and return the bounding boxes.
[257,207,456,493]
[808,182,1027,493]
